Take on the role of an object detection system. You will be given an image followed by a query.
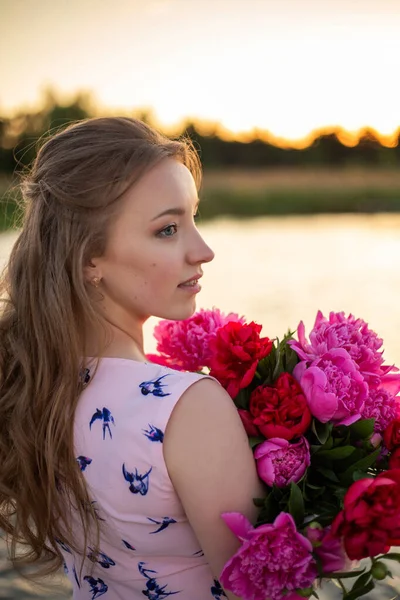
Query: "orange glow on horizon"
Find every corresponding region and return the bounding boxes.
[3,91,400,152]
[157,115,400,151]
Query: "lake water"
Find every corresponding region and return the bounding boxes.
[1,214,400,599]
[146,213,400,368]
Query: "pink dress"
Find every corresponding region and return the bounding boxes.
[59,358,226,600]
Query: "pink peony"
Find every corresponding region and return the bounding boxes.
[306,524,347,573]
[152,308,245,372]
[254,437,310,488]
[289,311,399,386]
[361,386,399,433]
[220,512,317,600]
[293,348,368,425]
[145,353,185,370]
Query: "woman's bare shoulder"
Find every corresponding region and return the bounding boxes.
[163,376,264,590]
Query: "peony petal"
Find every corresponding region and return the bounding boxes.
[344,478,374,507]
[297,321,307,346]
[293,360,308,382]
[221,512,253,541]
[273,511,297,531]
[254,438,288,458]
[299,367,337,423]
[336,413,363,426]
[240,362,258,389]
[314,310,326,329]
[255,455,275,486]
[380,373,400,396]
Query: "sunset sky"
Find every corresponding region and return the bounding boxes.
[1,0,400,143]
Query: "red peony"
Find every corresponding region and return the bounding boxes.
[383,417,400,450]
[389,447,400,469]
[208,321,273,399]
[238,409,261,437]
[249,373,312,441]
[331,469,400,560]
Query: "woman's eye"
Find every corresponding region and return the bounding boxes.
[157,223,178,238]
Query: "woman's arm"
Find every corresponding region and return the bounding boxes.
[164,378,265,600]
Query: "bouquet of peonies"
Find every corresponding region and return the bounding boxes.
[149,309,400,600]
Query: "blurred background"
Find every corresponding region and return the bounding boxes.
[1,0,400,597]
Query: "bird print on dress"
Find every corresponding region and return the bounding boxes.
[72,566,81,588]
[147,517,177,534]
[87,547,116,569]
[122,539,136,551]
[138,561,180,599]
[89,407,115,439]
[79,367,91,385]
[139,375,171,397]
[55,538,71,554]
[76,455,92,471]
[83,575,108,599]
[122,463,152,495]
[211,579,227,599]
[143,424,164,443]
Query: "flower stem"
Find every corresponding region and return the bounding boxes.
[338,578,347,594]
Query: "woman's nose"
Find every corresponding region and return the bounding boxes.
[188,231,215,265]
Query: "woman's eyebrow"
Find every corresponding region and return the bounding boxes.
[152,207,185,221]
[152,200,200,221]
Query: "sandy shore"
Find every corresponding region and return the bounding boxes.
[0,536,71,599]
[1,532,400,599]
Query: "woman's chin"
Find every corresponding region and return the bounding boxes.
[158,302,197,322]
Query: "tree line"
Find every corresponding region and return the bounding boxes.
[1,91,399,175]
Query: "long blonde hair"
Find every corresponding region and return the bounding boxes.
[0,117,201,575]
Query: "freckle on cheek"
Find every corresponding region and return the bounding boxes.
[151,263,157,267]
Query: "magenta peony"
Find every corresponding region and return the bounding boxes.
[152,308,245,372]
[293,348,368,425]
[306,524,347,573]
[289,311,399,385]
[361,386,399,433]
[220,512,317,600]
[254,437,310,488]
[145,353,184,370]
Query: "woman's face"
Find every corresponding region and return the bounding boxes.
[91,158,214,324]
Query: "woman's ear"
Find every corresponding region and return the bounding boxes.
[83,258,102,286]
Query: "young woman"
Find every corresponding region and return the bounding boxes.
[0,118,263,599]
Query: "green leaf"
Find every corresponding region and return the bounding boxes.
[350,571,373,591]
[306,482,326,490]
[281,335,299,372]
[316,446,355,460]
[234,388,251,410]
[288,482,304,526]
[253,497,265,508]
[343,579,374,600]
[272,345,284,380]
[256,492,281,525]
[379,552,400,562]
[339,447,381,485]
[316,467,340,483]
[312,420,331,445]
[323,568,366,580]
[352,470,374,481]
[349,418,375,440]
[257,343,280,383]
[249,436,265,449]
